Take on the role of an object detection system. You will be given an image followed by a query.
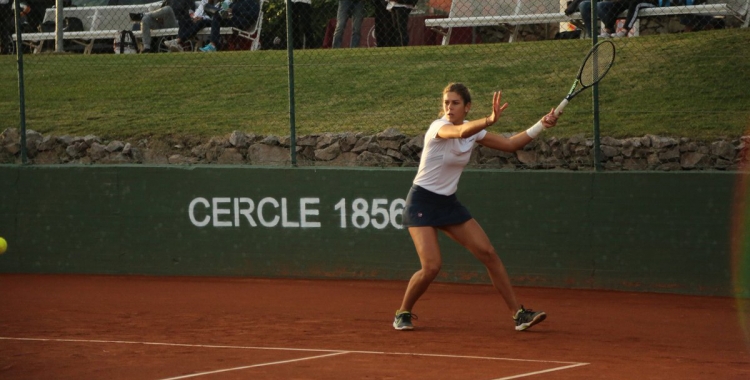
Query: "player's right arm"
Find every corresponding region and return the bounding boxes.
[477,109,558,152]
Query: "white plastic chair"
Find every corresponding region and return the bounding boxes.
[232,0,265,51]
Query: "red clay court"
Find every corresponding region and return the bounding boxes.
[1,274,748,379]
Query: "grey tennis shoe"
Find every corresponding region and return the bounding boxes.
[393,311,417,330]
[514,306,546,331]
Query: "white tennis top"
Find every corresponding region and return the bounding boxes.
[412,118,487,196]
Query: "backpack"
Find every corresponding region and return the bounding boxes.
[113,30,138,54]
[38,17,84,33]
[63,17,84,32]
[39,20,55,33]
[554,30,582,40]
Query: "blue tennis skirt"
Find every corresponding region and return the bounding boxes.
[402,185,473,227]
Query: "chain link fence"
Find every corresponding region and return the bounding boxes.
[1,0,749,169]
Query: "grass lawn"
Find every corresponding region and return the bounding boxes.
[0,28,748,141]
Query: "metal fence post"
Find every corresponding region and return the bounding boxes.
[13,0,27,164]
[286,0,297,167]
[592,0,602,171]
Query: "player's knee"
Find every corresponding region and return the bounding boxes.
[473,246,499,265]
[422,261,442,279]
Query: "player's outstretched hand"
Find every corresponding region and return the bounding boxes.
[487,91,509,126]
[542,108,559,129]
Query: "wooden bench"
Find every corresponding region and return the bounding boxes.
[425,0,750,44]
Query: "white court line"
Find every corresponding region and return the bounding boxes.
[0,337,586,365]
[0,337,339,354]
[159,352,348,380]
[343,349,586,365]
[491,363,590,380]
[1,336,590,378]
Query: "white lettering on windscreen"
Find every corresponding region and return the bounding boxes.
[188,197,405,229]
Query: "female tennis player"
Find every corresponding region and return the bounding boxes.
[393,82,559,332]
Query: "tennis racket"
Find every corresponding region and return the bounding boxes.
[554,40,616,116]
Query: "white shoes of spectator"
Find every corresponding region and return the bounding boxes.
[599,30,629,38]
[613,30,629,38]
[164,39,183,52]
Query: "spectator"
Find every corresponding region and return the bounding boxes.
[387,0,417,46]
[574,0,606,37]
[370,0,392,47]
[564,0,586,33]
[138,8,176,53]
[291,0,312,49]
[16,0,45,33]
[165,0,215,52]
[199,0,260,52]
[577,0,656,38]
[332,0,365,48]
[0,0,11,54]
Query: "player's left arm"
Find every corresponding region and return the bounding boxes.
[438,91,508,139]
[437,118,490,139]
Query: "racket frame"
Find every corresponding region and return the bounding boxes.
[554,40,616,116]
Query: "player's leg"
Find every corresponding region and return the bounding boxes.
[394,226,442,330]
[440,219,546,330]
[399,226,442,311]
[439,219,519,313]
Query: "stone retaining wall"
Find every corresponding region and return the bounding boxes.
[1,128,747,170]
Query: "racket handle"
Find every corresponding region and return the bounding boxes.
[554,99,568,116]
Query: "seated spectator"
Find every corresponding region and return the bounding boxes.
[165,0,215,52]
[135,8,175,53]
[574,0,601,37]
[577,0,656,38]
[599,0,656,37]
[199,0,260,52]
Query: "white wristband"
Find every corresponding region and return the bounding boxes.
[526,121,544,139]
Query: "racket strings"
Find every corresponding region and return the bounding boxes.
[580,43,615,86]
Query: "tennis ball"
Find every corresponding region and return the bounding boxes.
[0,237,6,254]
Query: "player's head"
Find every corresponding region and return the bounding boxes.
[443,82,471,105]
[441,83,472,124]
